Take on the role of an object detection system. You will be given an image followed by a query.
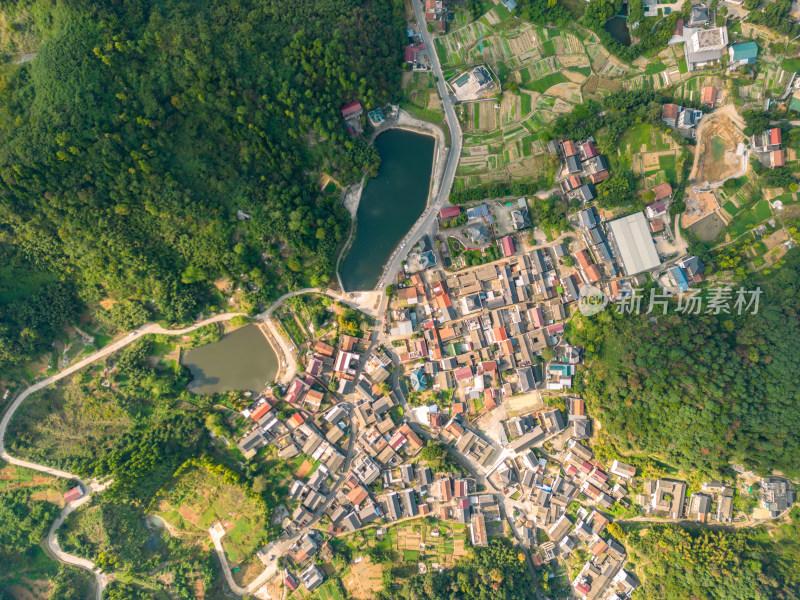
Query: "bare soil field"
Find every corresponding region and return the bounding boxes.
[505,391,545,415]
[682,188,721,229]
[687,210,727,242]
[294,459,313,479]
[343,557,383,600]
[692,105,746,184]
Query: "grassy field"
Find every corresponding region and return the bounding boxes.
[723,200,740,216]
[728,200,773,237]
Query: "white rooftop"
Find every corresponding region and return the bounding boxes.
[608,212,661,275]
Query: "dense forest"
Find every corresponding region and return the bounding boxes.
[626,508,800,600]
[377,540,536,600]
[573,249,800,479]
[0,0,404,370]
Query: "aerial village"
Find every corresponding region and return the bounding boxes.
[233,167,794,600]
[230,5,800,600]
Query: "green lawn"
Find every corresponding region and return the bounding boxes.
[644,61,667,76]
[728,200,772,237]
[659,154,677,183]
[520,72,568,94]
[622,123,651,152]
[754,199,772,220]
[677,59,688,74]
[567,66,592,77]
[403,550,420,561]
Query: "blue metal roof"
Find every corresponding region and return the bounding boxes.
[669,266,690,292]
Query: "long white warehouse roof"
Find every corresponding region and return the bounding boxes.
[607,212,661,275]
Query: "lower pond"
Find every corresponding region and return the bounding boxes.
[604,16,631,46]
[182,323,278,395]
[339,128,435,291]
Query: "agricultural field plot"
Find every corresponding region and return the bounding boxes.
[155,462,268,566]
[443,11,683,190]
[341,556,383,600]
[436,7,513,68]
[0,462,63,502]
[673,73,723,104]
[342,519,469,576]
[402,71,439,112]
[762,63,789,95]
[728,200,774,238]
[621,124,682,188]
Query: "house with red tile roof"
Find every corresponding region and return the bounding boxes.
[440,206,460,219]
[64,485,83,503]
[433,294,452,309]
[701,86,717,107]
[288,413,305,428]
[347,485,369,506]
[304,389,324,411]
[502,235,515,257]
[314,341,335,358]
[662,103,679,127]
[585,264,602,283]
[580,140,598,160]
[529,306,544,328]
[284,379,307,404]
[575,249,592,270]
[651,182,673,202]
[454,366,473,382]
[340,101,363,119]
[250,400,273,422]
[588,170,609,184]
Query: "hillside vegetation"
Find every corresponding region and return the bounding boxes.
[0,0,404,372]
[573,249,800,479]
[626,507,800,600]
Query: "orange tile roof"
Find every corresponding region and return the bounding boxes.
[652,182,673,201]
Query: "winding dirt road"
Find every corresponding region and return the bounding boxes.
[0,288,379,598]
[0,312,244,597]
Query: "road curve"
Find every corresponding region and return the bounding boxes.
[376,0,462,289]
[0,288,378,599]
[0,312,244,599]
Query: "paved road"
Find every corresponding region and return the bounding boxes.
[47,483,112,600]
[0,312,246,465]
[375,0,462,289]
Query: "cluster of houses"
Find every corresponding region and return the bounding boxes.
[752,126,785,169]
[676,20,759,73]
[424,0,449,33]
[386,256,588,409]
[500,435,641,600]
[553,138,610,204]
[404,27,430,69]
[435,199,531,269]
[661,102,703,139]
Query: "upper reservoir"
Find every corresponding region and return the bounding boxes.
[340,129,435,291]
[182,323,278,394]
